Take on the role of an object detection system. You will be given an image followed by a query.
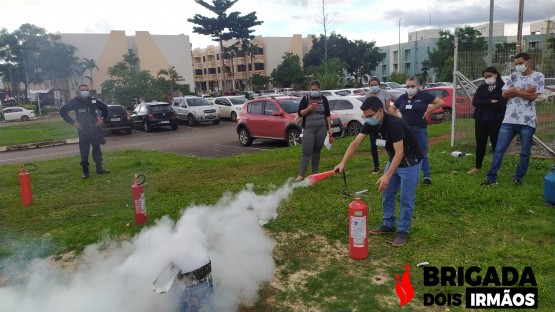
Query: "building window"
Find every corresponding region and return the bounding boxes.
[409,35,412,41]
[216,54,220,60]
[194,57,202,64]
[382,76,387,82]
[203,68,207,74]
[195,69,203,75]
[208,68,217,74]
[254,63,264,70]
[529,41,539,49]
[393,51,398,61]
[393,64,398,72]
[256,47,264,55]
[405,62,411,71]
[203,56,206,62]
[217,67,221,73]
[404,49,410,59]
[237,65,246,72]
[382,64,386,73]
[248,64,252,71]
[380,52,386,62]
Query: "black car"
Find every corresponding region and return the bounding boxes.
[103,105,132,134]
[131,102,179,132]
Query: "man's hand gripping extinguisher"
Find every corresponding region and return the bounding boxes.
[132,174,147,225]
[349,190,368,260]
[19,164,37,206]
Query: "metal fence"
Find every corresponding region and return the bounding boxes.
[452,51,554,159]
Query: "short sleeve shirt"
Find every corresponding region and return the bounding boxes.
[394,90,436,128]
[360,114,423,167]
[363,89,389,110]
[502,71,545,128]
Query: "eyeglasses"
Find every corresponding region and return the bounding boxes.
[362,112,378,119]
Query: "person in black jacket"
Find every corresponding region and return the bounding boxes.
[468,67,507,174]
[295,80,333,181]
[60,84,109,179]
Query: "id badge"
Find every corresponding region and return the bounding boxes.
[376,139,386,147]
[405,104,413,110]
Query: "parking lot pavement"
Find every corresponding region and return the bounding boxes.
[0,121,285,165]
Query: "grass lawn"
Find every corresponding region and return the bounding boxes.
[0,119,77,146]
[0,122,553,311]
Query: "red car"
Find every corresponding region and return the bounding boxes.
[387,90,445,124]
[236,96,344,147]
[421,87,474,120]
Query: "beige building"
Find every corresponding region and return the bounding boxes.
[192,34,313,93]
[473,23,505,37]
[51,31,194,102]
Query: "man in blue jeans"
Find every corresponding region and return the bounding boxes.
[392,77,444,185]
[335,97,423,247]
[481,52,545,186]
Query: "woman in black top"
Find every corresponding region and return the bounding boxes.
[468,66,507,174]
[296,80,333,181]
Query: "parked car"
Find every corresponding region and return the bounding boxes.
[387,90,445,124]
[103,104,132,134]
[214,96,247,122]
[244,91,256,99]
[236,96,344,147]
[321,89,349,97]
[131,102,178,132]
[171,96,220,126]
[380,81,404,90]
[422,82,453,89]
[421,87,473,120]
[327,96,365,136]
[1,107,36,122]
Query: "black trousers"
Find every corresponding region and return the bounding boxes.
[78,127,103,166]
[369,130,380,168]
[474,119,502,169]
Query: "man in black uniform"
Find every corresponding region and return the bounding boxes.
[335,97,423,247]
[60,84,109,179]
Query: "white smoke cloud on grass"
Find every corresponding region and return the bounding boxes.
[0,181,304,312]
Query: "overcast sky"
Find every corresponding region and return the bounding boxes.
[2,0,554,48]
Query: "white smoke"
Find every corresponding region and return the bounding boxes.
[0,182,303,312]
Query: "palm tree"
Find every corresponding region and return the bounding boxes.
[123,52,139,71]
[157,66,182,93]
[223,44,240,89]
[80,58,98,89]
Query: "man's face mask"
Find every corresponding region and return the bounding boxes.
[80,90,90,98]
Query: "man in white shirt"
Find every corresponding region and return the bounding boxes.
[481,52,545,186]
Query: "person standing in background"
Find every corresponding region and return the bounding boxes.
[364,78,392,174]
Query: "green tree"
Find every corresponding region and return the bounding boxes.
[188,0,262,91]
[425,26,487,81]
[303,33,351,69]
[304,57,345,78]
[344,40,383,87]
[250,73,270,90]
[271,53,305,88]
[316,72,340,90]
[388,72,410,84]
[157,66,183,93]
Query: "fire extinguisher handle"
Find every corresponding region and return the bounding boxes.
[355,189,368,198]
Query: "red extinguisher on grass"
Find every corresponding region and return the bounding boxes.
[19,164,37,206]
[132,174,147,225]
[349,189,368,260]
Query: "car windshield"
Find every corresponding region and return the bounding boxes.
[230,97,247,105]
[335,90,349,96]
[109,106,127,113]
[387,82,402,89]
[149,104,173,112]
[187,98,211,106]
[277,99,300,113]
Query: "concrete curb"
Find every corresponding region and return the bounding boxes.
[0,138,79,153]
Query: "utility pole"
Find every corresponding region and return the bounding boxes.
[398,18,401,74]
[487,0,494,65]
[516,0,524,53]
[451,30,459,148]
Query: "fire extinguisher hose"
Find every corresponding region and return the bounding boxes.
[135,174,146,185]
[342,171,350,196]
[20,163,38,173]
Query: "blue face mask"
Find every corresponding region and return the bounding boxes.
[366,116,380,126]
[310,91,321,97]
[370,86,380,93]
[80,91,90,98]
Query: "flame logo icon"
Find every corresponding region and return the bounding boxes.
[395,264,414,306]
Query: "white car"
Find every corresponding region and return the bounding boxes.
[326,96,364,136]
[321,89,349,97]
[171,96,220,126]
[214,96,247,122]
[380,82,405,91]
[2,107,36,122]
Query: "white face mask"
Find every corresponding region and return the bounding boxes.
[485,77,496,85]
[406,87,418,96]
[515,64,527,73]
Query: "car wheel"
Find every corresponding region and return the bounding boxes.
[187,114,196,126]
[443,108,452,121]
[286,128,301,147]
[171,124,178,130]
[21,115,29,121]
[238,127,253,146]
[230,112,237,122]
[143,120,152,132]
[125,128,132,134]
[347,121,362,136]
[213,119,220,125]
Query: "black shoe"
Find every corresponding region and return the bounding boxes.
[423,178,432,185]
[370,225,395,235]
[96,168,110,174]
[372,167,380,174]
[513,177,523,186]
[480,179,497,186]
[82,172,90,179]
[81,164,89,179]
[392,232,408,247]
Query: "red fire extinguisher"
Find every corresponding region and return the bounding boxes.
[19,164,37,206]
[132,174,147,225]
[349,189,368,260]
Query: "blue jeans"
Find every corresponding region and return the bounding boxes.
[381,161,421,233]
[487,123,536,182]
[411,126,430,178]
